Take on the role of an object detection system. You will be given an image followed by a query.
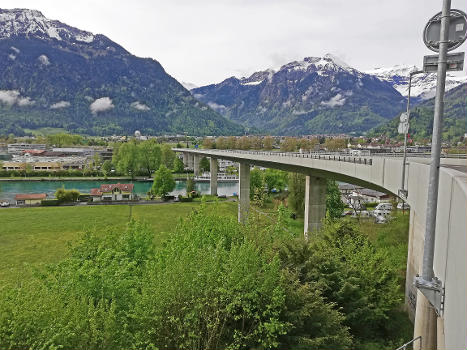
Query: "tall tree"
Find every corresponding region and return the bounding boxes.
[173,156,185,173]
[326,180,345,219]
[199,157,210,172]
[287,172,306,215]
[263,136,274,150]
[250,168,264,200]
[113,142,140,177]
[138,140,162,176]
[161,144,176,169]
[152,165,176,197]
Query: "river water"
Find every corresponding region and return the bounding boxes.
[0,180,239,202]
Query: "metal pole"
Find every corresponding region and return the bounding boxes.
[421,0,450,281]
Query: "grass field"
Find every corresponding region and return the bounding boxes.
[0,202,237,284]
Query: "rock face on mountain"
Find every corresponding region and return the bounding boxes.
[0,9,243,136]
[192,54,407,135]
[370,83,467,141]
[366,65,467,101]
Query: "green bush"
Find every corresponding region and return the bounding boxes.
[40,199,60,206]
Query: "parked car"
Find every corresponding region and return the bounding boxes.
[352,210,370,218]
[397,202,410,210]
[373,202,393,217]
[375,214,388,224]
[0,201,10,207]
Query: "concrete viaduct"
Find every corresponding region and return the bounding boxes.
[174,148,467,350]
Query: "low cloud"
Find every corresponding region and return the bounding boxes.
[50,101,71,109]
[38,54,50,65]
[90,97,114,114]
[131,101,150,111]
[321,93,346,107]
[0,90,34,107]
[17,97,35,106]
[8,54,16,60]
[207,101,227,113]
[10,46,20,54]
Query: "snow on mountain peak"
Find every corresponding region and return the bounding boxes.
[279,54,355,75]
[0,8,95,43]
[366,64,467,99]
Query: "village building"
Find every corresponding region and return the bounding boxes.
[15,193,47,206]
[90,183,135,202]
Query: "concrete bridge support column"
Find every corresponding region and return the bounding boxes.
[193,155,200,176]
[304,175,326,238]
[238,162,250,223]
[182,152,189,168]
[210,157,218,196]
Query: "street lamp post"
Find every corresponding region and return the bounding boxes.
[401,70,424,194]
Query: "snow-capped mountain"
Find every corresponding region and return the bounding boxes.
[366,65,467,100]
[0,8,243,136]
[192,54,406,135]
[0,9,95,43]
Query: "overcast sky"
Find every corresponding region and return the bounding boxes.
[2,0,467,86]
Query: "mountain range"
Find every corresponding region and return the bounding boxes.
[192,55,409,135]
[0,8,465,138]
[0,8,243,136]
[366,65,467,101]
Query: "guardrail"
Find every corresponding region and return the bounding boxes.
[200,149,375,166]
[175,148,467,166]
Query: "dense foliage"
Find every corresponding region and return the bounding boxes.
[112,140,178,176]
[0,203,410,349]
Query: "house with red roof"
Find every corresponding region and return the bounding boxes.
[15,193,47,206]
[89,183,135,202]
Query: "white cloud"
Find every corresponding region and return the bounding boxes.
[0,90,34,106]
[50,101,71,109]
[10,46,20,54]
[38,54,50,65]
[90,97,114,114]
[130,101,150,111]
[17,97,35,106]
[207,101,227,113]
[321,93,346,107]
[0,90,20,106]
[8,54,16,60]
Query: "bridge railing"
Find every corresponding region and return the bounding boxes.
[206,149,375,165]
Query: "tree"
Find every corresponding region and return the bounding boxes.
[55,188,80,202]
[101,160,113,176]
[250,168,264,200]
[152,165,175,197]
[264,169,287,193]
[161,144,176,169]
[138,140,162,176]
[287,172,306,215]
[281,137,298,152]
[113,142,140,177]
[326,180,345,219]
[202,138,215,149]
[215,136,226,149]
[173,156,185,173]
[263,136,274,150]
[324,137,347,151]
[199,157,210,172]
[185,177,195,196]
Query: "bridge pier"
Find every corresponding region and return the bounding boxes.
[193,154,201,176]
[210,157,218,196]
[304,175,326,238]
[238,162,250,223]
